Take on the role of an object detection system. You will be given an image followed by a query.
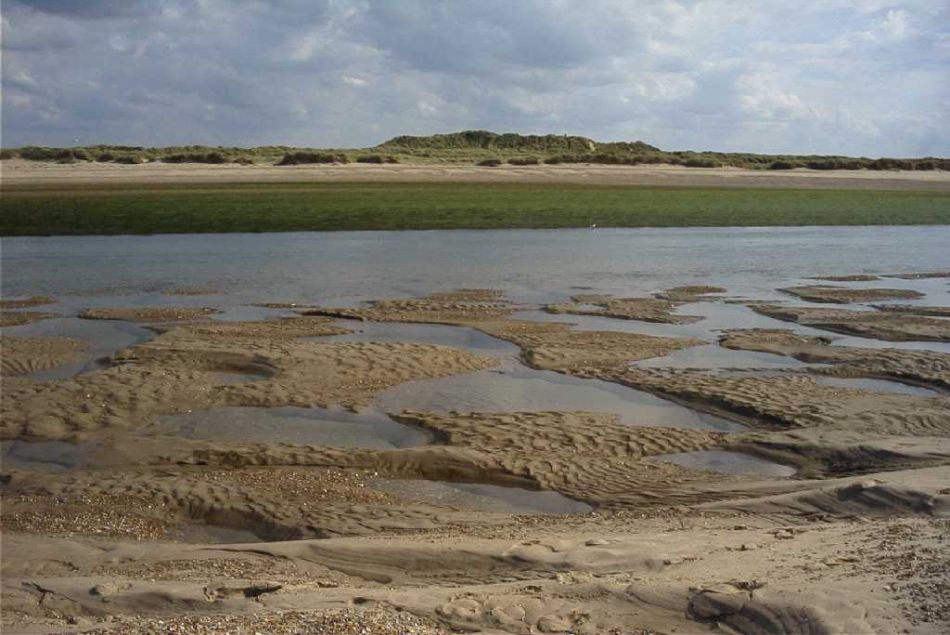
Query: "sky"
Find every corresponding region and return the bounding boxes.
[2,0,948,156]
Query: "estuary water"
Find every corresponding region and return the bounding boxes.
[3,226,949,307]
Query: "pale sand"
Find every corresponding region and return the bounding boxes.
[3,157,950,190]
[2,289,949,634]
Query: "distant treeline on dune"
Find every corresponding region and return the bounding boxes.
[2,130,947,171]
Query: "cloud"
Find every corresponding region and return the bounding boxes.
[1,0,948,156]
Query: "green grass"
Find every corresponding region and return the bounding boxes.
[2,182,948,235]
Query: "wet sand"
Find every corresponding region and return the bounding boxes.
[2,284,948,634]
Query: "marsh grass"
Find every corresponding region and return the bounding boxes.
[2,182,947,235]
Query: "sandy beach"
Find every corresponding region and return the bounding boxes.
[4,158,950,191]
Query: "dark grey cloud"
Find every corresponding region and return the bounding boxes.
[2,0,948,155]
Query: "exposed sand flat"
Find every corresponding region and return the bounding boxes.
[546,295,702,324]
[394,411,727,507]
[811,274,881,282]
[478,319,702,370]
[0,295,55,309]
[78,306,222,321]
[886,270,950,279]
[1,317,496,439]
[698,466,950,518]
[597,368,950,436]
[307,290,703,369]
[748,303,950,341]
[0,336,87,377]
[873,304,950,318]
[653,285,727,302]
[719,328,950,390]
[161,287,218,296]
[4,289,950,634]
[779,285,924,304]
[0,310,57,327]
[304,289,515,324]
[4,158,950,190]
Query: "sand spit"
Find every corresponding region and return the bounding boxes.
[546,294,702,324]
[873,304,950,318]
[0,295,55,309]
[78,306,222,322]
[719,328,950,390]
[0,310,57,327]
[1,317,496,440]
[0,336,87,376]
[779,285,924,304]
[748,303,950,341]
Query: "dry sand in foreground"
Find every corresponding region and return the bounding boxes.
[3,157,950,191]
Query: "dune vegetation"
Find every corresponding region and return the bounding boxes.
[3,130,948,170]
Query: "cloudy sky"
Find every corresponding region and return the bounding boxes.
[2,0,948,156]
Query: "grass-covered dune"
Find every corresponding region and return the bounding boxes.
[2,182,948,236]
[3,130,948,170]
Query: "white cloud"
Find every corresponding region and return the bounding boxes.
[1,0,947,155]
[342,75,367,87]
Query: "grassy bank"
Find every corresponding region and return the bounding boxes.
[2,182,948,235]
